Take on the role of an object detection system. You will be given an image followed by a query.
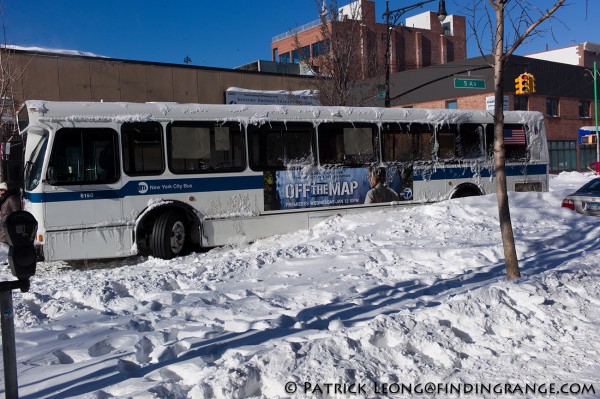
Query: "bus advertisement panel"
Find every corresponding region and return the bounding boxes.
[264,166,414,211]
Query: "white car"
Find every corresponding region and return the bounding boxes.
[561,178,600,216]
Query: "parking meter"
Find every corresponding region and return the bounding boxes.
[3,211,38,281]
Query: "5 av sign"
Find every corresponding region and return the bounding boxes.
[454,78,486,89]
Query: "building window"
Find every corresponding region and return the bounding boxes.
[311,42,320,58]
[292,49,299,63]
[445,100,457,109]
[546,98,559,117]
[445,42,455,62]
[279,52,291,63]
[548,140,576,172]
[579,100,591,118]
[298,45,310,62]
[514,96,528,111]
[442,21,452,36]
[580,139,597,170]
[312,40,330,57]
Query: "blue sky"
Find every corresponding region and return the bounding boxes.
[4,0,598,69]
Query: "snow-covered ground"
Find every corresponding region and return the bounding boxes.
[1,172,599,399]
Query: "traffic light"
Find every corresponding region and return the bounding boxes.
[515,74,526,95]
[521,74,530,94]
[526,72,536,93]
[514,75,521,94]
[515,73,535,95]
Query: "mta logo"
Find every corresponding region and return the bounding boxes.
[138,182,149,194]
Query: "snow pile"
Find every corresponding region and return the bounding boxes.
[3,45,105,58]
[0,172,599,398]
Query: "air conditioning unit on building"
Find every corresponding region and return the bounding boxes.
[299,63,314,76]
[582,134,598,145]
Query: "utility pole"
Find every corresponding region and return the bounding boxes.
[594,61,599,162]
[383,0,447,107]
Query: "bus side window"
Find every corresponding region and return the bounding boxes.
[214,125,245,169]
[122,122,165,176]
[503,124,528,160]
[98,143,116,180]
[485,124,527,161]
[168,122,245,173]
[436,124,485,161]
[318,123,377,166]
[248,122,314,171]
[437,128,457,160]
[485,124,494,158]
[381,123,432,162]
[47,128,119,185]
[457,124,484,159]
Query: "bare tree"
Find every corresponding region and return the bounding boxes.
[467,0,566,280]
[295,0,379,106]
[0,10,28,182]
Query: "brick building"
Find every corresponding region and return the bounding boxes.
[271,0,466,77]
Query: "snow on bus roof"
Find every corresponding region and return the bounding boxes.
[25,100,544,128]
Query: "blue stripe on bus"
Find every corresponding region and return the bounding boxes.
[24,175,265,203]
[413,164,547,181]
[23,165,547,204]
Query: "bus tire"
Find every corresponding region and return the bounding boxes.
[455,189,478,198]
[150,210,187,259]
[452,184,482,199]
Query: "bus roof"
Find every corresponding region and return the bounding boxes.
[23,100,545,128]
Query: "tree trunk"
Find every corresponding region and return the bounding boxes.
[492,3,521,280]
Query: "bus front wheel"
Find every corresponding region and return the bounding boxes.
[150,210,187,259]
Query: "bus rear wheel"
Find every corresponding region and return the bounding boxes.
[150,210,187,259]
[455,189,479,198]
[452,184,482,199]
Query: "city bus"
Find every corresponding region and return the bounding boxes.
[18,100,548,261]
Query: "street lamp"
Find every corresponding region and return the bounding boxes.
[383,0,447,107]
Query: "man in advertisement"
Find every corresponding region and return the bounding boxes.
[364,167,400,204]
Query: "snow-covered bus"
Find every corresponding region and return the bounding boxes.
[18,101,548,261]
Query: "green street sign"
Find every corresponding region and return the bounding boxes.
[454,78,486,89]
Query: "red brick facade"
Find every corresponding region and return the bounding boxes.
[271,0,466,77]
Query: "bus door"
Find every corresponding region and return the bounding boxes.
[44,127,123,232]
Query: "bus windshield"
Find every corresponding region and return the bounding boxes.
[25,134,48,191]
[18,105,30,133]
